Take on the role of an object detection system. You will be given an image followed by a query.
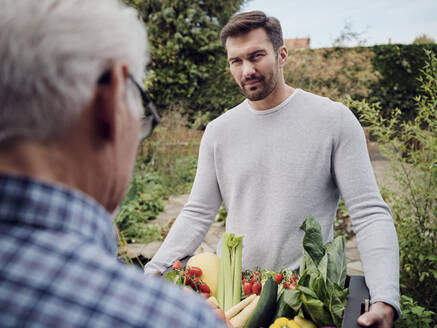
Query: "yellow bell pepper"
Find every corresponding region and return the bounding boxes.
[269,317,302,328]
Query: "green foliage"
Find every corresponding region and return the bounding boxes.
[123,0,245,120]
[139,110,201,194]
[115,110,202,243]
[397,295,436,328]
[215,203,228,225]
[348,50,437,312]
[334,198,354,240]
[369,44,437,122]
[115,173,165,243]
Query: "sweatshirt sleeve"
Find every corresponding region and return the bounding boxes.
[144,124,222,275]
[331,105,401,318]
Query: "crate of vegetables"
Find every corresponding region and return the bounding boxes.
[164,217,370,328]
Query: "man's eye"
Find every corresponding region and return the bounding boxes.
[251,54,264,61]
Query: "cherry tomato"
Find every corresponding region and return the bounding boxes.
[290,274,298,283]
[243,282,253,295]
[190,277,200,290]
[199,282,210,294]
[283,282,290,289]
[187,266,203,277]
[250,272,260,283]
[252,282,262,295]
[275,273,284,284]
[172,260,182,270]
[289,283,296,290]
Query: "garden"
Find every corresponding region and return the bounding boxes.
[118,1,436,326]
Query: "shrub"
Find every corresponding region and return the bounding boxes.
[284,47,378,102]
[369,44,437,122]
[348,49,437,312]
[396,295,436,328]
[115,110,203,243]
[139,109,202,194]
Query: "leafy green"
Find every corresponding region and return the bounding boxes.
[285,216,349,328]
[301,216,325,266]
[325,237,347,287]
[164,270,184,286]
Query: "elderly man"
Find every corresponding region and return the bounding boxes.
[0,1,227,327]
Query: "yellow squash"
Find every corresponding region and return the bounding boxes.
[269,317,302,328]
[186,252,220,297]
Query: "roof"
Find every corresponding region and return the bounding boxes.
[284,38,311,49]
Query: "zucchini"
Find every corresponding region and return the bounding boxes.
[273,290,296,320]
[245,277,278,328]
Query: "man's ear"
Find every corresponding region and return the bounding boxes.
[93,61,129,143]
[278,45,288,67]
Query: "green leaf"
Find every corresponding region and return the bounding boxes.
[317,253,328,282]
[283,289,303,312]
[324,236,347,287]
[310,274,330,305]
[328,282,349,327]
[301,293,334,327]
[164,271,183,285]
[300,249,319,276]
[298,286,319,299]
[300,216,325,266]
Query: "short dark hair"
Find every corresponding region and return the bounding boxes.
[220,11,283,52]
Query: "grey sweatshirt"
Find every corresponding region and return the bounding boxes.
[144,89,400,315]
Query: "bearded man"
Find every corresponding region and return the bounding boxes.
[145,11,400,328]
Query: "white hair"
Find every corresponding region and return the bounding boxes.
[0,0,149,143]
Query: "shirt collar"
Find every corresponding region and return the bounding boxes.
[0,173,117,254]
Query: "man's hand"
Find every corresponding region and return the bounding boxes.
[357,301,395,328]
[207,299,234,328]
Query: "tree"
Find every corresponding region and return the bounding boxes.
[123,0,246,122]
[413,34,435,44]
[332,19,367,47]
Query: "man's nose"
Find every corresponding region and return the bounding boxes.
[242,61,256,79]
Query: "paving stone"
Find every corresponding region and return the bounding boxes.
[346,237,361,262]
[347,261,364,276]
[194,242,215,254]
[119,241,163,259]
[154,194,190,226]
[346,247,361,262]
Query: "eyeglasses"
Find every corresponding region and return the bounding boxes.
[97,71,160,141]
[128,74,160,140]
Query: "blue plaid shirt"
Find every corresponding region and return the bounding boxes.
[0,173,226,328]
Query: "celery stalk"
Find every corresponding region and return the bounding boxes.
[217,233,243,311]
[217,233,230,310]
[232,236,243,306]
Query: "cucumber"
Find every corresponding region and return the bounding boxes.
[273,290,296,320]
[245,277,278,328]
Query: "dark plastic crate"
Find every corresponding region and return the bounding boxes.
[342,275,370,328]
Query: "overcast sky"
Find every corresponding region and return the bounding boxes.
[240,0,437,48]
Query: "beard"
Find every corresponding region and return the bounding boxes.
[239,67,279,101]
